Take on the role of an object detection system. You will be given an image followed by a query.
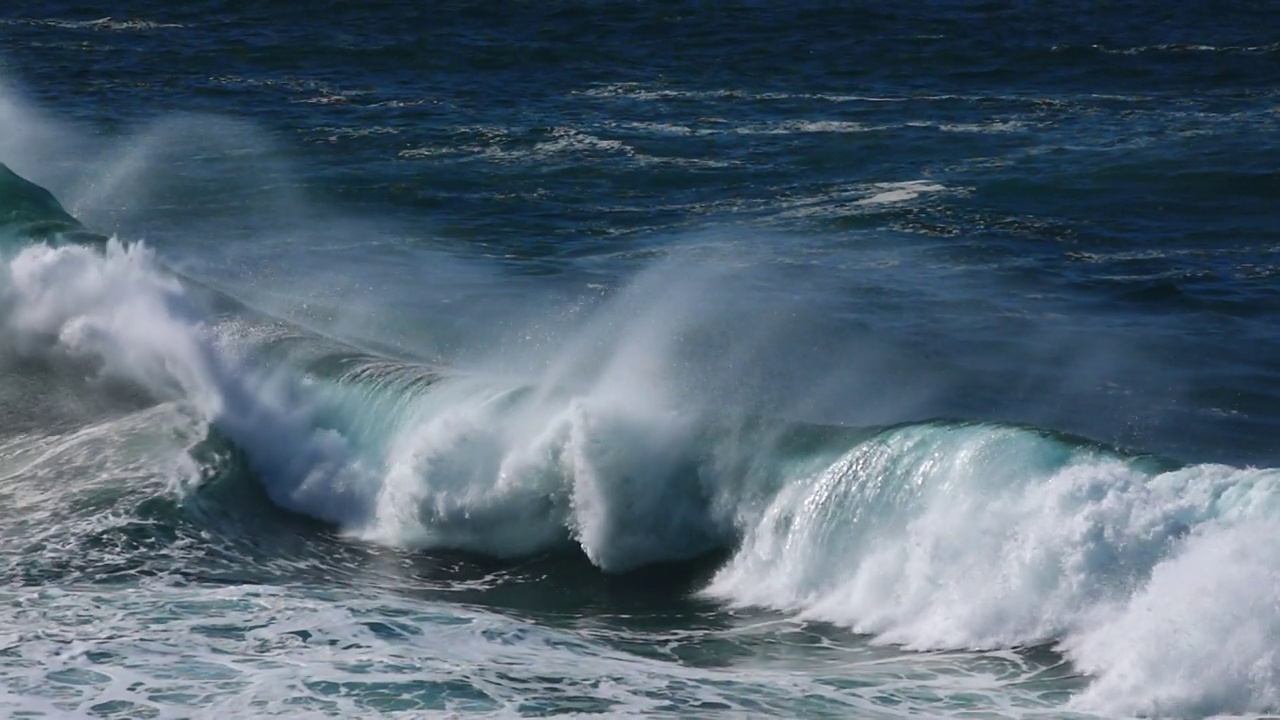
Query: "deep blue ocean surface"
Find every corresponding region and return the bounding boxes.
[1,2,1279,717]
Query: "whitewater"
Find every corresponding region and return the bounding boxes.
[3,2,1280,717]
[0,159,1277,716]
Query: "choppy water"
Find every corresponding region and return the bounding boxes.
[1,2,1279,717]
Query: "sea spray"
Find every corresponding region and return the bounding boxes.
[706,422,1280,716]
[3,168,1278,717]
[0,238,747,570]
[4,234,1280,716]
[0,239,381,527]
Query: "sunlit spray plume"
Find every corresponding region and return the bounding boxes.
[6,232,1279,716]
[0,240,381,527]
[704,422,1280,717]
[0,74,91,204]
[0,94,1274,714]
[67,114,305,237]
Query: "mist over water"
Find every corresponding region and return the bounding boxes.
[3,2,1280,717]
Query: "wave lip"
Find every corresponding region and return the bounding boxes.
[5,164,1280,717]
[6,236,1277,715]
[0,233,732,574]
[0,162,91,241]
[705,420,1280,717]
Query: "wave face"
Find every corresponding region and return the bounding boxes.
[0,234,730,569]
[7,237,1280,716]
[707,422,1280,716]
[0,161,83,240]
[5,166,1280,717]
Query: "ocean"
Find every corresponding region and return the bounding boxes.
[1,2,1279,717]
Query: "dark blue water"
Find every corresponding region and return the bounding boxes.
[1,3,1279,717]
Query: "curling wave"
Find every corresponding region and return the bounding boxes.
[4,165,1280,717]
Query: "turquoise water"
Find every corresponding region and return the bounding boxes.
[2,3,1280,717]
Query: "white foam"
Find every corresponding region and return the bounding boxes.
[356,268,751,570]
[0,17,185,31]
[705,422,1280,716]
[856,181,948,206]
[0,241,742,571]
[1067,516,1280,717]
[731,120,870,135]
[0,580,1070,718]
[7,239,1278,715]
[0,240,379,529]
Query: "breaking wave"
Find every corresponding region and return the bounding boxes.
[3,165,1280,717]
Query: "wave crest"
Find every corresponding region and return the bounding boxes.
[4,158,1280,713]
